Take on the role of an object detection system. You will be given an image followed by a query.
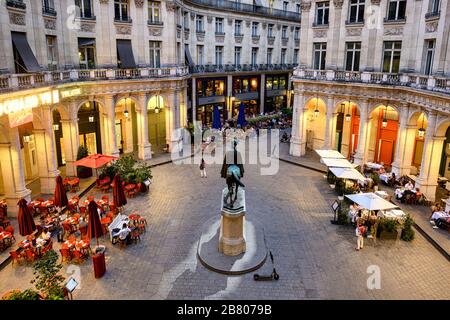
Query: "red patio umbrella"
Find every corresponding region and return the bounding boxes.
[112,174,127,209]
[54,175,68,209]
[87,200,104,246]
[74,154,118,169]
[17,198,36,236]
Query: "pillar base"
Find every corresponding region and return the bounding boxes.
[415,179,437,202]
[219,188,246,256]
[289,139,306,157]
[138,144,152,160]
[65,161,76,177]
[38,170,61,194]
[5,188,32,216]
[391,162,411,177]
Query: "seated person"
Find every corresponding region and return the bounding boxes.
[40,228,51,241]
[116,223,132,245]
[404,181,414,191]
[388,172,397,187]
[378,167,386,174]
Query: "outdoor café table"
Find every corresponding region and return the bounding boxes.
[431,211,450,221]
[366,162,383,170]
[68,198,79,206]
[375,190,390,201]
[128,214,141,226]
[0,231,12,248]
[64,217,79,226]
[394,188,416,199]
[379,173,391,184]
[62,239,90,256]
[383,209,407,221]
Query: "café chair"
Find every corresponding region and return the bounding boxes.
[24,249,36,263]
[131,229,141,243]
[71,250,84,263]
[9,251,23,266]
[59,248,72,263]
[5,226,15,242]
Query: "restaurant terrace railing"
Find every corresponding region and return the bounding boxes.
[190,63,297,74]
[0,66,190,92]
[293,68,450,95]
[183,0,301,22]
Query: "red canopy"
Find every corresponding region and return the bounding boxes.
[74,154,118,169]
[87,200,104,246]
[112,174,127,208]
[54,175,68,208]
[17,198,36,236]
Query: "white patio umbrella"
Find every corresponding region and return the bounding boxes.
[329,167,366,181]
[321,158,357,168]
[315,149,345,159]
[345,192,398,211]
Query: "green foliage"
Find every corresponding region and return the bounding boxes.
[378,218,398,233]
[337,201,350,225]
[327,171,336,184]
[6,289,41,300]
[281,107,293,118]
[247,114,280,124]
[31,250,65,300]
[76,145,89,160]
[401,214,415,241]
[369,172,380,186]
[99,163,118,180]
[134,162,153,184]
[335,179,345,196]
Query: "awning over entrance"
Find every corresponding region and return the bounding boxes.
[185,46,194,67]
[78,37,95,47]
[11,32,41,72]
[116,39,136,69]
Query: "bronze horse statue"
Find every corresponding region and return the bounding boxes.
[221,138,245,208]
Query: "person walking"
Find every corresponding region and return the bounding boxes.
[200,158,207,178]
[356,223,365,251]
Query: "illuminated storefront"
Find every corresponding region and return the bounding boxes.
[195,78,226,126]
[264,74,288,113]
[232,76,260,118]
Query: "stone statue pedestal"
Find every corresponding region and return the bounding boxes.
[219,187,246,256]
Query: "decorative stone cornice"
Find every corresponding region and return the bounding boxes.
[44,17,56,30]
[384,26,403,36]
[134,0,144,8]
[346,27,362,36]
[371,0,381,5]
[313,28,328,38]
[165,1,177,12]
[99,0,109,4]
[80,22,95,33]
[116,24,132,35]
[425,20,438,33]
[333,0,344,8]
[300,1,312,12]
[149,26,163,36]
[234,35,243,44]
[9,11,25,25]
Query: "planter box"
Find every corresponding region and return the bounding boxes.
[77,167,93,179]
[378,228,401,240]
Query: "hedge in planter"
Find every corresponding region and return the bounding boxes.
[76,145,92,178]
[400,214,415,241]
[377,218,400,240]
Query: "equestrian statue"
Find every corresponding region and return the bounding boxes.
[220,138,245,208]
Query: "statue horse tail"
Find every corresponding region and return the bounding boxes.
[232,172,245,188]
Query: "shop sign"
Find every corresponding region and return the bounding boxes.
[0,90,59,118]
[60,87,82,99]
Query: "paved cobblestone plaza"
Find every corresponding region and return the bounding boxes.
[1,152,449,300]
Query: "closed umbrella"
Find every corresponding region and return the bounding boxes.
[237,102,247,127]
[87,200,103,246]
[54,175,68,209]
[17,198,36,236]
[212,105,222,129]
[112,174,127,209]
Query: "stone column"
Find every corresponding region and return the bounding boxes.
[165,90,180,152]
[392,106,416,176]
[0,128,32,215]
[354,99,369,165]
[259,74,265,114]
[136,93,152,160]
[33,129,60,194]
[329,0,344,69]
[60,104,79,177]
[227,75,233,120]
[416,112,441,202]
[323,96,335,149]
[299,2,312,68]
[289,91,306,156]
[192,79,197,123]
[104,95,119,157]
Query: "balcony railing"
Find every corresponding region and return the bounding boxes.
[6,0,26,10]
[293,68,450,94]
[42,6,57,16]
[0,67,189,92]
[184,0,301,22]
[190,63,297,74]
[425,11,440,19]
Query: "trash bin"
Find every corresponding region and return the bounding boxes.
[92,249,106,278]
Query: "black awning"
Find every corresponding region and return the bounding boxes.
[185,46,194,67]
[78,38,96,47]
[116,39,136,69]
[11,32,41,72]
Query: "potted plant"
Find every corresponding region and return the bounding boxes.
[369,172,380,191]
[378,218,399,240]
[400,214,415,241]
[337,201,349,225]
[31,250,66,300]
[76,145,92,178]
[3,289,42,300]
[135,162,153,192]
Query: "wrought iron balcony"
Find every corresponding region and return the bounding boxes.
[184,0,301,22]
[6,0,26,10]
[0,66,189,92]
[42,6,57,16]
[190,63,297,74]
[425,10,440,19]
[292,68,450,94]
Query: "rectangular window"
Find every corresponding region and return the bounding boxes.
[215,18,224,34]
[252,22,259,37]
[345,42,361,71]
[283,1,288,11]
[281,48,287,64]
[382,41,402,73]
[149,41,161,68]
[46,35,58,69]
[251,47,258,66]
[268,24,274,38]
[234,47,241,66]
[78,38,96,69]
[313,42,327,70]
[148,1,161,24]
[197,45,204,65]
[267,48,273,65]
[296,4,301,14]
[42,0,55,14]
[235,20,242,35]
[429,0,440,14]
[282,26,288,39]
[423,39,435,75]
[387,0,406,20]
[348,0,365,23]
[294,27,300,40]
[75,0,93,18]
[294,49,299,64]
[316,2,329,25]
[215,46,223,65]
[114,0,129,21]
[196,15,204,32]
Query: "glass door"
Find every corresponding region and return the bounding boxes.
[80,133,98,155]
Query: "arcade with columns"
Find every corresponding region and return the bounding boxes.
[289,79,450,202]
[0,78,188,214]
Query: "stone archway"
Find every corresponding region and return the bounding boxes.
[147,95,167,153]
[333,99,360,157]
[303,96,327,151]
[115,97,138,155]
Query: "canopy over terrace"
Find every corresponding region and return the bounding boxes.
[345,193,398,211]
[74,154,118,169]
[315,149,345,159]
[329,167,365,181]
[321,158,357,168]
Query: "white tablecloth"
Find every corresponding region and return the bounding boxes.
[431,211,450,220]
[366,162,383,170]
[379,173,391,184]
[383,209,406,220]
[375,190,390,200]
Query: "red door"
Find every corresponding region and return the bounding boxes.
[379,140,394,165]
